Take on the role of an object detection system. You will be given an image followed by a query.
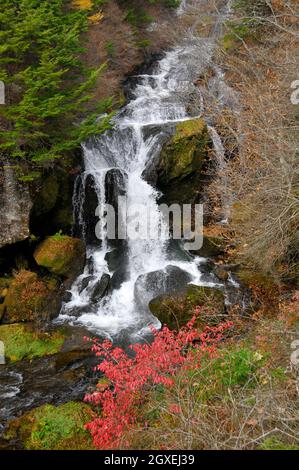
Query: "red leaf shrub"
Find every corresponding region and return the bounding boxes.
[84,312,233,449]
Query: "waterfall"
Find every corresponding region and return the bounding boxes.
[58,1,233,340]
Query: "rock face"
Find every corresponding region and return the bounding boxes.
[80,174,99,245]
[1,270,60,324]
[30,167,76,237]
[34,235,85,280]
[0,164,32,249]
[157,118,211,204]
[89,274,111,303]
[149,284,226,330]
[105,169,128,246]
[134,265,193,311]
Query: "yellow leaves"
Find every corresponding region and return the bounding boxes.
[71,1,104,24]
[88,11,104,24]
[72,0,93,10]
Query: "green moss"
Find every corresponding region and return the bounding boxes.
[0,323,65,362]
[159,118,210,185]
[5,402,95,450]
[173,118,206,141]
[34,235,85,276]
[260,437,299,451]
[149,285,225,330]
[200,347,264,389]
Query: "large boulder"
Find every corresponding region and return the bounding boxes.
[0,163,32,249]
[1,270,60,324]
[134,265,193,311]
[157,118,211,204]
[0,323,65,362]
[34,235,85,280]
[149,284,226,330]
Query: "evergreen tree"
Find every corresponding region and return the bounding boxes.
[0,0,112,165]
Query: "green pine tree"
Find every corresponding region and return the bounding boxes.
[0,0,112,166]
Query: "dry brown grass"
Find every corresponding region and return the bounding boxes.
[203,0,299,284]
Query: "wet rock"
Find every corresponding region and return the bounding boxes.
[89,274,110,303]
[54,325,96,371]
[105,169,128,246]
[105,247,129,272]
[79,275,94,294]
[214,265,229,282]
[34,235,85,281]
[134,265,193,311]
[110,266,129,290]
[81,174,100,245]
[141,125,173,185]
[149,284,226,330]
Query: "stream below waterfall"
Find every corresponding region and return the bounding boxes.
[0,0,241,441]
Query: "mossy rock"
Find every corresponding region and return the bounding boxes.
[149,284,225,330]
[4,402,95,450]
[34,235,85,278]
[0,323,65,362]
[2,270,59,324]
[158,118,210,185]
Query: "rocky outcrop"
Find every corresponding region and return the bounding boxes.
[149,284,226,330]
[0,163,32,249]
[157,118,211,204]
[34,235,85,280]
[134,265,193,311]
[30,166,77,237]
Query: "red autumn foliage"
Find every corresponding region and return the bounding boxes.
[84,312,233,449]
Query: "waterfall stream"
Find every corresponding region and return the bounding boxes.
[0,1,242,437]
[58,0,235,340]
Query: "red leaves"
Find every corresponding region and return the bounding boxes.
[84,312,233,449]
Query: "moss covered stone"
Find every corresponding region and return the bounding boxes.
[0,323,65,362]
[158,118,210,185]
[2,270,58,323]
[4,402,95,450]
[34,235,85,278]
[149,284,225,330]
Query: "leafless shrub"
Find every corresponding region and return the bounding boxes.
[205,0,299,282]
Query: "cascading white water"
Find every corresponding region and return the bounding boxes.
[58,1,233,340]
